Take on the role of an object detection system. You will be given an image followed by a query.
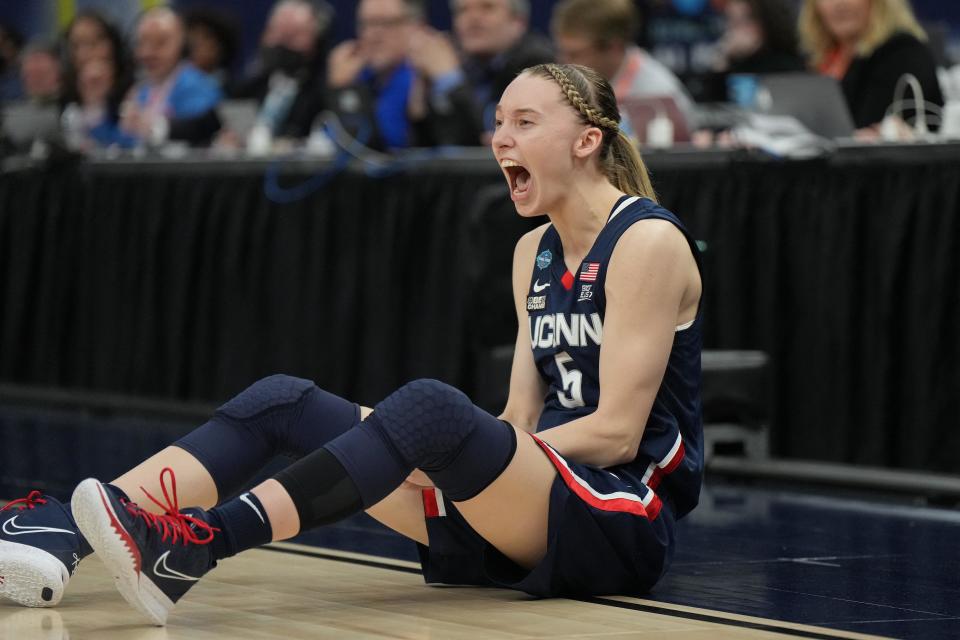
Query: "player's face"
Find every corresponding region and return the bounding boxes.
[492,73,593,217]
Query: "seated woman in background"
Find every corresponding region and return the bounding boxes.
[64,57,137,148]
[184,8,240,91]
[718,0,805,76]
[60,11,135,149]
[698,0,806,104]
[64,9,131,76]
[800,0,943,133]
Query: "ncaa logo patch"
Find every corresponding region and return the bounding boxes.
[536,250,552,270]
[527,295,546,310]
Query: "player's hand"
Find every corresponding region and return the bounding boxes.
[327,40,367,89]
[407,27,460,80]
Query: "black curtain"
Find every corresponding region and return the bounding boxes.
[1,149,958,472]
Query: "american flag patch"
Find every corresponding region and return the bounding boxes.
[580,262,600,282]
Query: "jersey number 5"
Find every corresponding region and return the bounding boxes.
[555,352,585,408]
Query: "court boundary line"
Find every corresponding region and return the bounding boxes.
[262,542,882,640]
[575,596,875,640]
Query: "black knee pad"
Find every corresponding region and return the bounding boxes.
[175,374,359,499]
[372,379,517,501]
[372,379,478,470]
[216,374,314,422]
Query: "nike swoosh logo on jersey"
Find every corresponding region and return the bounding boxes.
[533,280,550,293]
[152,550,200,581]
[2,515,76,536]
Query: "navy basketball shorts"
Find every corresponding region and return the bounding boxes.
[415,436,677,597]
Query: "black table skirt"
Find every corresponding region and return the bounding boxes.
[1,146,958,472]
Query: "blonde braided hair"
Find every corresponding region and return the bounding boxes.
[527,63,657,202]
[541,63,620,132]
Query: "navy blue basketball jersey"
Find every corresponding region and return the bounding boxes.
[528,195,704,518]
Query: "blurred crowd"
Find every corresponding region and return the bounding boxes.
[0,0,952,154]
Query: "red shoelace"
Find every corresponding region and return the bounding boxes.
[1,490,47,511]
[121,467,219,546]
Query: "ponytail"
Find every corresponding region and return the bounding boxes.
[607,130,657,202]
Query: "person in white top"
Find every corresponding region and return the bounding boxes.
[551,0,696,140]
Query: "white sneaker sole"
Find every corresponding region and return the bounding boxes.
[0,540,69,607]
[70,479,173,626]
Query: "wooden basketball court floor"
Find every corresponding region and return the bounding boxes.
[2,482,958,639]
[0,541,885,640]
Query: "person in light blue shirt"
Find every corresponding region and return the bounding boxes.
[123,7,221,145]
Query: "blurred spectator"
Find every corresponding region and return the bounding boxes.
[0,23,24,101]
[692,0,805,103]
[184,7,240,89]
[20,41,62,104]
[717,0,805,75]
[800,0,944,131]
[65,10,121,71]
[551,0,694,137]
[231,0,332,139]
[124,7,222,145]
[402,0,554,146]
[63,57,137,149]
[452,0,553,136]
[60,11,134,147]
[327,0,423,149]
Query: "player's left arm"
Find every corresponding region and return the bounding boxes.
[535,220,698,468]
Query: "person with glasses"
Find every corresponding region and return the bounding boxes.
[326,0,425,149]
[406,0,554,146]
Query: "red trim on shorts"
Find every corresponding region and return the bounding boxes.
[647,441,686,492]
[532,436,661,520]
[421,488,440,518]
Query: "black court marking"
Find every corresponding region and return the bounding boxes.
[576,596,853,640]
[262,544,421,575]
[263,543,857,640]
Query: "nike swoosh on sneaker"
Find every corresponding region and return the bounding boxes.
[533,280,550,293]
[2,515,76,536]
[152,550,200,581]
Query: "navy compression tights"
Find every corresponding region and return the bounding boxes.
[175,375,517,530]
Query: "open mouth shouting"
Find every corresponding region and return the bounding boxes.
[501,159,533,202]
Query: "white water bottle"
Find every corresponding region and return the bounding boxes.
[646,112,674,149]
[61,104,86,151]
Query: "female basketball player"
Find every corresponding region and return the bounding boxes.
[0,63,703,626]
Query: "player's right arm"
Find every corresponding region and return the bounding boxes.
[498,225,550,434]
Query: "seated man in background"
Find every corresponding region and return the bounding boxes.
[19,40,61,105]
[405,0,554,145]
[326,0,423,149]
[550,0,695,139]
[230,0,332,139]
[123,7,221,146]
